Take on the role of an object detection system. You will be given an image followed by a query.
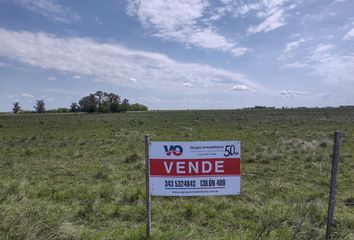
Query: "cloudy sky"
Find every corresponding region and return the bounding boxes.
[0,0,353,111]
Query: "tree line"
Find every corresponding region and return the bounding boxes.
[12,91,148,114]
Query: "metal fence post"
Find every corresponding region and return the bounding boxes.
[145,134,151,239]
[325,131,342,240]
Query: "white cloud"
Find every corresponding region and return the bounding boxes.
[139,96,161,103]
[129,77,137,82]
[248,9,285,33]
[280,90,308,97]
[231,84,254,92]
[36,88,89,95]
[344,28,354,40]
[231,47,249,57]
[317,93,338,99]
[309,44,334,62]
[48,76,56,81]
[310,54,354,84]
[235,3,262,16]
[247,0,288,34]
[126,0,247,57]
[282,62,307,69]
[181,98,211,104]
[15,0,79,22]
[284,38,306,52]
[93,16,103,25]
[8,95,13,98]
[188,28,234,50]
[305,43,354,83]
[182,82,192,87]
[288,4,296,10]
[0,28,261,94]
[127,0,205,31]
[22,93,34,98]
[73,75,81,79]
[314,43,333,53]
[281,42,354,84]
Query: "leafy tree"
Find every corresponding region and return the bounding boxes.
[121,98,130,112]
[78,91,122,113]
[95,91,104,113]
[105,92,120,103]
[79,94,97,113]
[77,91,146,113]
[98,102,110,113]
[70,102,80,112]
[110,102,121,113]
[12,102,21,114]
[105,92,121,112]
[34,100,45,113]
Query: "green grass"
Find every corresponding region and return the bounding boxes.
[0,108,354,239]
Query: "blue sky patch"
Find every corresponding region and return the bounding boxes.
[0,0,353,110]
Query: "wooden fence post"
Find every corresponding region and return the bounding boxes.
[325,131,342,240]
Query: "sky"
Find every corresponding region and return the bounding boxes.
[0,0,353,111]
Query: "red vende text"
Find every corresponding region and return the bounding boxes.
[150,158,240,176]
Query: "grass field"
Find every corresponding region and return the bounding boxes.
[0,108,354,239]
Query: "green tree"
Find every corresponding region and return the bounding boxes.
[12,102,21,114]
[110,102,121,113]
[79,94,97,113]
[70,102,80,112]
[34,100,45,113]
[76,91,146,114]
[121,98,130,112]
[105,92,121,112]
[98,102,110,113]
[95,91,105,113]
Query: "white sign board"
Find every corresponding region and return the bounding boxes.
[149,141,240,196]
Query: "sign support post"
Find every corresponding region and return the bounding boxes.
[325,131,342,240]
[145,134,151,239]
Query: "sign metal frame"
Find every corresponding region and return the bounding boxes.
[145,137,241,238]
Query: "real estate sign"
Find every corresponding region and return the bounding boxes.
[149,141,240,196]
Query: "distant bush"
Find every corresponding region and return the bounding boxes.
[21,110,35,114]
[129,103,148,111]
[46,108,70,113]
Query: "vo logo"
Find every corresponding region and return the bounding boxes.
[164,145,183,156]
